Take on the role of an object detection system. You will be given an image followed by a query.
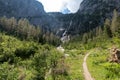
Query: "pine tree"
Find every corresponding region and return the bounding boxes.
[111,9,118,37]
[8,17,17,34]
[115,16,120,38]
[35,26,41,42]
[95,26,102,36]
[103,18,112,38]
[98,26,103,37]
[0,16,8,30]
[82,33,88,43]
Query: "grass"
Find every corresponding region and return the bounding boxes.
[3,33,120,80]
[62,38,120,80]
[87,49,108,80]
[46,49,85,80]
[65,49,85,80]
[87,47,120,80]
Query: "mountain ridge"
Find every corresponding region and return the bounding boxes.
[0,0,120,36]
[0,0,62,33]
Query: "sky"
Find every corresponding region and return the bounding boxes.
[37,0,83,13]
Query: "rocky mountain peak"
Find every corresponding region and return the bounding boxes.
[0,0,46,18]
[1,0,120,36]
[79,0,120,15]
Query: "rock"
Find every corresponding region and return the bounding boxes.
[61,35,70,43]
[109,47,120,63]
[64,54,69,58]
[0,0,45,18]
[57,45,65,53]
[0,0,62,32]
[1,0,120,36]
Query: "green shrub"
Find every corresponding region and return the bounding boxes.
[0,62,19,80]
[32,50,49,80]
[15,46,36,59]
[104,63,120,79]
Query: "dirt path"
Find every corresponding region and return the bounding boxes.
[83,53,94,80]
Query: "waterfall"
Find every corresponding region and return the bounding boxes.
[60,30,70,43]
[56,15,75,43]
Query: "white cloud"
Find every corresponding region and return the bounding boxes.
[38,0,83,13]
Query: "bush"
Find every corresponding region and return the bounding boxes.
[0,62,19,80]
[15,46,36,59]
[32,50,49,80]
[104,63,120,79]
[50,50,69,80]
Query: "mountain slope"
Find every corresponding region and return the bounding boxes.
[58,0,120,35]
[0,0,62,32]
[0,0,45,17]
[67,0,120,35]
[0,0,120,36]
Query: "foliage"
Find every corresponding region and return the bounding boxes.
[50,50,69,80]
[103,18,112,38]
[0,17,61,46]
[32,51,48,80]
[111,9,119,36]
[1,7,120,80]
[0,62,19,80]
[104,63,120,79]
[0,33,66,80]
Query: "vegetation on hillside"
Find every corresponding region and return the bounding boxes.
[63,9,120,80]
[0,33,70,80]
[0,16,61,46]
[0,6,120,80]
[0,16,71,80]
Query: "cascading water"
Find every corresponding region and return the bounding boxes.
[60,30,70,43]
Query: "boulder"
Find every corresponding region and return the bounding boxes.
[109,47,120,63]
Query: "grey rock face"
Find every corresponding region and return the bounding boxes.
[48,0,120,35]
[0,0,120,36]
[0,0,63,32]
[66,0,120,35]
[79,0,120,16]
[0,0,45,17]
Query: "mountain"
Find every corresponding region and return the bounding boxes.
[53,0,120,35]
[0,0,45,17]
[61,8,71,14]
[0,0,62,33]
[79,0,120,15]
[66,0,120,35]
[0,0,120,36]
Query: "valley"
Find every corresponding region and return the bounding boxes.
[0,0,120,80]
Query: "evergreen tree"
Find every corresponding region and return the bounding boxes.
[95,26,103,37]
[103,18,112,38]
[36,26,41,42]
[8,17,17,33]
[115,16,120,38]
[0,16,8,31]
[82,33,88,43]
[111,9,118,37]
